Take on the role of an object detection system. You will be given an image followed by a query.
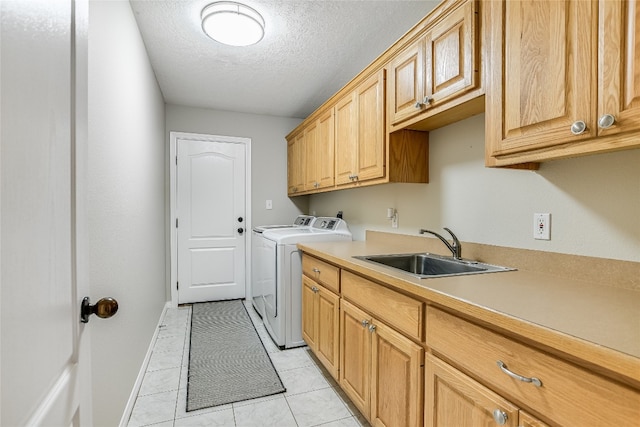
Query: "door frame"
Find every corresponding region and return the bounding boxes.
[169,131,252,307]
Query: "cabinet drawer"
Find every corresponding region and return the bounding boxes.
[342,270,423,342]
[302,254,340,293]
[426,306,640,426]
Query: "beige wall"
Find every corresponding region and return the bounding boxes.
[310,114,640,262]
[88,1,167,425]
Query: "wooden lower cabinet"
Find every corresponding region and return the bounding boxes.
[301,275,340,380]
[340,299,423,427]
[425,354,549,427]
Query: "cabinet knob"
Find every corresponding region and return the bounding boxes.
[570,120,587,135]
[312,268,320,273]
[368,324,376,332]
[311,286,319,293]
[423,96,434,105]
[361,319,369,327]
[492,409,508,425]
[598,114,616,129]
[414,101,423,109]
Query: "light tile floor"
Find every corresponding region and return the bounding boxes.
[127,301,370,427]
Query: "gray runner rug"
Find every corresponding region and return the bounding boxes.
[187,300,285,411]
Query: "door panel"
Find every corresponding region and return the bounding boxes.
[1,0,90,425]
[177,137,246,303]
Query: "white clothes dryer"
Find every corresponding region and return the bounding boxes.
[251,215,315,318]
[259,217,351,348]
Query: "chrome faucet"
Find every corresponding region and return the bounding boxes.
[419,227,462,260]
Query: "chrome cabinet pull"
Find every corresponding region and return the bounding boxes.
[311,286,319,293]
[570,120,587,135]
[361,319,369,327]
[312,268,320,273]
[492,409,508,425]
[598,114,615,129]
[368,324,376,332]
[496,360,542,387]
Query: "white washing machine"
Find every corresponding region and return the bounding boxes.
[251,215,315,318]
[259,217,352,349]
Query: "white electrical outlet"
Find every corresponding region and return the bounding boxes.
[266,199,272,210]
[533,213,551,240]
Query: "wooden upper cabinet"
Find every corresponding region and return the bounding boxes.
[303,109,335,192]
[388,39,425,125]
[336,69,386,186]
[316,109,335,189]
[486,0,640,166]
[388,0,479,129]
[287,132,304,195]
[303,120,319,191]
[356,69,386,182]
[598,0,640,138]
[335,91,358,186]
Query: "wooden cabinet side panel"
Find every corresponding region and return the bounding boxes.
[388,129,429,183]
[425,354,519,427]
[339,299,371,417]
[371,322,424,427]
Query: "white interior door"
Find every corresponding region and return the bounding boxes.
[176,135,248,304]
[1,1,92,425]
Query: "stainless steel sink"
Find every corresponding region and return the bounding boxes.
[353,253,515,278]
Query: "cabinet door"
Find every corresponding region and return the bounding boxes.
[370,321,423,427]
[340,299,371,417]
[316,109,335,189]
[519,411,550,427]
[301,276,317,350]
[335,92,357,185]
[357,69,386,182]
[287,132,304,195]
[315,286,340,380]
[424,0,478,107]
[388,39,425,125]
[425,354,519,427]
[303,120,318,191]
[486,0,596,157]
[598,0,640,138]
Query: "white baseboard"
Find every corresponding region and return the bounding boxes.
[118,302,171,427]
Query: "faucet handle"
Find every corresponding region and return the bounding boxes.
[443,227,462,259]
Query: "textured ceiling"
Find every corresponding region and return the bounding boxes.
[129,0,439,118]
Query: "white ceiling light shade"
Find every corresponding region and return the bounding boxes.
[201,2,265,47]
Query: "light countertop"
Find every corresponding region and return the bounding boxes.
[298,239,640,387]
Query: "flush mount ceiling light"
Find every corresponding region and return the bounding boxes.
[201,1,265,47]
